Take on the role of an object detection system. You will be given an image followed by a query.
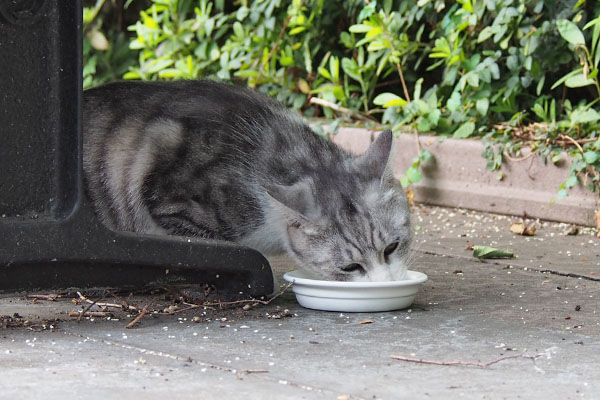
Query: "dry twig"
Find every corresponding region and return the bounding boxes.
[27,294,62,301]
[76,291,138,312]
[126,306,149,329]
[166,281,294,315]
[242,369,269,374]
[559,133,585,154]
[69,311,109,318]
[390,353,543,368]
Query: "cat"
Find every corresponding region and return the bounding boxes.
[83,80,412,282]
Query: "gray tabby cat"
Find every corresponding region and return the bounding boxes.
[83,80,412,282]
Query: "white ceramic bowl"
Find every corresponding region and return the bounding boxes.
[282,270,428,312]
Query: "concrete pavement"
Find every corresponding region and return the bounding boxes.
[1,205,599,399]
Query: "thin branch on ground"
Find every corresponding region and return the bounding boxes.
[78,296,101,322]
[71,282,294,328]
[69,311,109,318]
[106,289,135,312]
[26,294,62,301]
[76,291,139,312]
[166,281,294,315]
[126,305,150,329]
[390,353,543,368]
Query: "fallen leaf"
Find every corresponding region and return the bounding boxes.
[565,226,579,236]
[565,315,571,320]
[595,209,600,230]
[359,319,374,324]
[509,222,536,236]
[472,245,514,259]
[405,189,414,205]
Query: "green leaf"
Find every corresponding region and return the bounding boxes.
[472,245,514,259]
[565,175,578,188]
[289,26,306,35]
[236,6,249,21]
[373,93,408,108]
[557,188,569,200]
[557,19,586,46]
[145,59,174,74]
[476,98,489,116]
[552,153,562,164]
[477,26,493,43]
[333,85,345,101]
[414,78,423,101]
[570,108,600,124]
[417,119,430,132]
[405,167,422,184]
[280,56,294,67]
[318,67,332,80]
[565,73,595,88]
[447,92,461,113]
[536,75,545,96]
[233,21,244,37]
[551,68,583,90]
[234,69,258,78]
[349,24,372,33]
[453,121,475,138]
[158,69,183,78]
[584,150,599,164]
[466,72,479,88]
[123,71,141,80]
[341,57,362,82]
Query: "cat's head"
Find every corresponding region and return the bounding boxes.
[267,130,412,282]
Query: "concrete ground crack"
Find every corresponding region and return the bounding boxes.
[59,329,359,399]
[417,248,600,282]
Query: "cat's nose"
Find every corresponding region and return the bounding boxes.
[366,262,394,282]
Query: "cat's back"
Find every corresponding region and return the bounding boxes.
[84,80,287,122]
[82,80,337,236]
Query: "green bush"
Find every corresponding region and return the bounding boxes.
[84,0,600,197]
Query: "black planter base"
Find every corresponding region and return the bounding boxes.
[0,1,274,299]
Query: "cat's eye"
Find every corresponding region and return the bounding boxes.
[341,263,365,274]
[383,242,399,262]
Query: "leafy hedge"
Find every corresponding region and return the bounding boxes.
[83,0,600,198]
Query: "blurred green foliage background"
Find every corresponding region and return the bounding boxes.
[83,0,600,196]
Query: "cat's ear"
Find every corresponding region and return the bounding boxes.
[264,190,320,239]
[265,180,316,218]
[352,129,395,185]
